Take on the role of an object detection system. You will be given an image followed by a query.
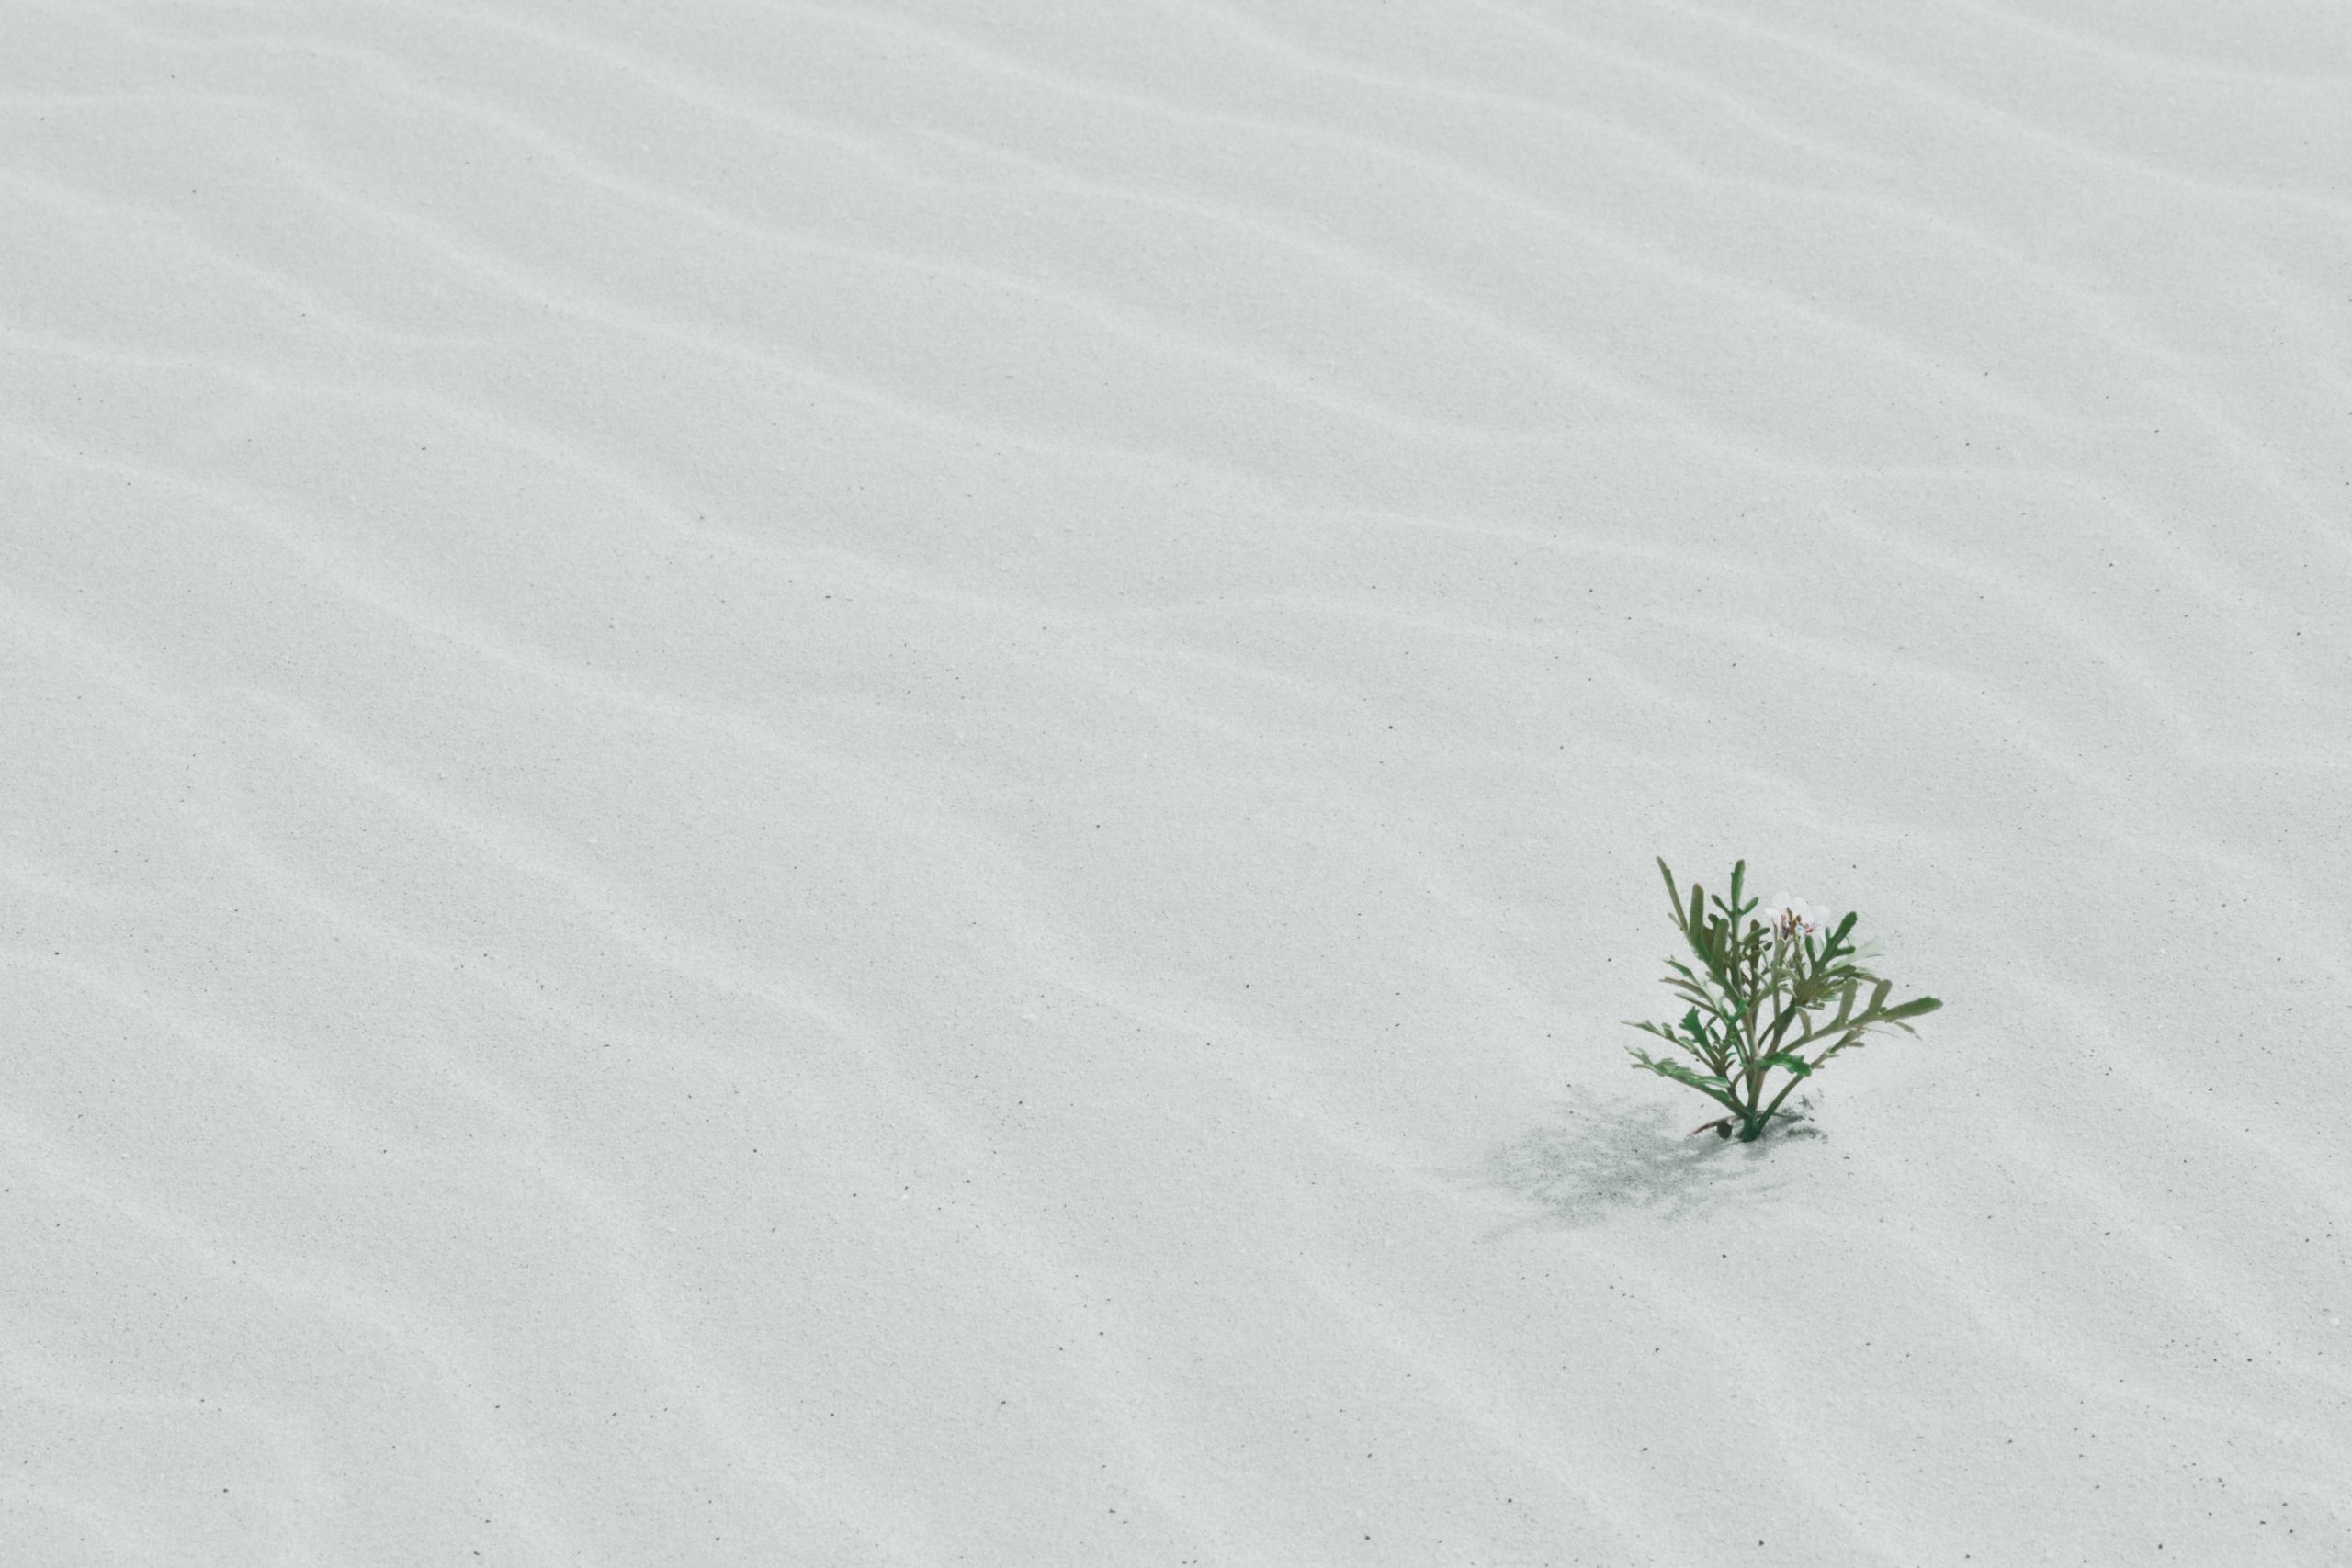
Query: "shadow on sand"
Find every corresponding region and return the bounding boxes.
[1479,1088,1824,1235]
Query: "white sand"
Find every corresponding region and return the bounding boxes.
[6,2,2348,1562]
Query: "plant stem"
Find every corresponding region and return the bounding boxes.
[1736,919,1765,1125]
[1756,1078,1804,1128]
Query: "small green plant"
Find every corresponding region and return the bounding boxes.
[1623,858,1941,1141]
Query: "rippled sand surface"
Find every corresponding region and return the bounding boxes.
[6,3,2348,1562]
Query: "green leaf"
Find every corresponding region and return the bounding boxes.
[1883,995,1942,1021]
[1626,1019,1717,1070]
[1628,1053,1739,1109]
[1763,1052,1813,1079]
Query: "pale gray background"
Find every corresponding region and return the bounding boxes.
[5,2,2348,1563]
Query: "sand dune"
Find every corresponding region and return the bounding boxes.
[5,2,2347,1562]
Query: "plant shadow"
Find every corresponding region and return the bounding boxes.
[1479,1088,1824,1236]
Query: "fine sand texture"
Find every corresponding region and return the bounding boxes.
[6,3,2349,1563]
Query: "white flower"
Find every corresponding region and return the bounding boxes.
[1759,893,1829,939]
